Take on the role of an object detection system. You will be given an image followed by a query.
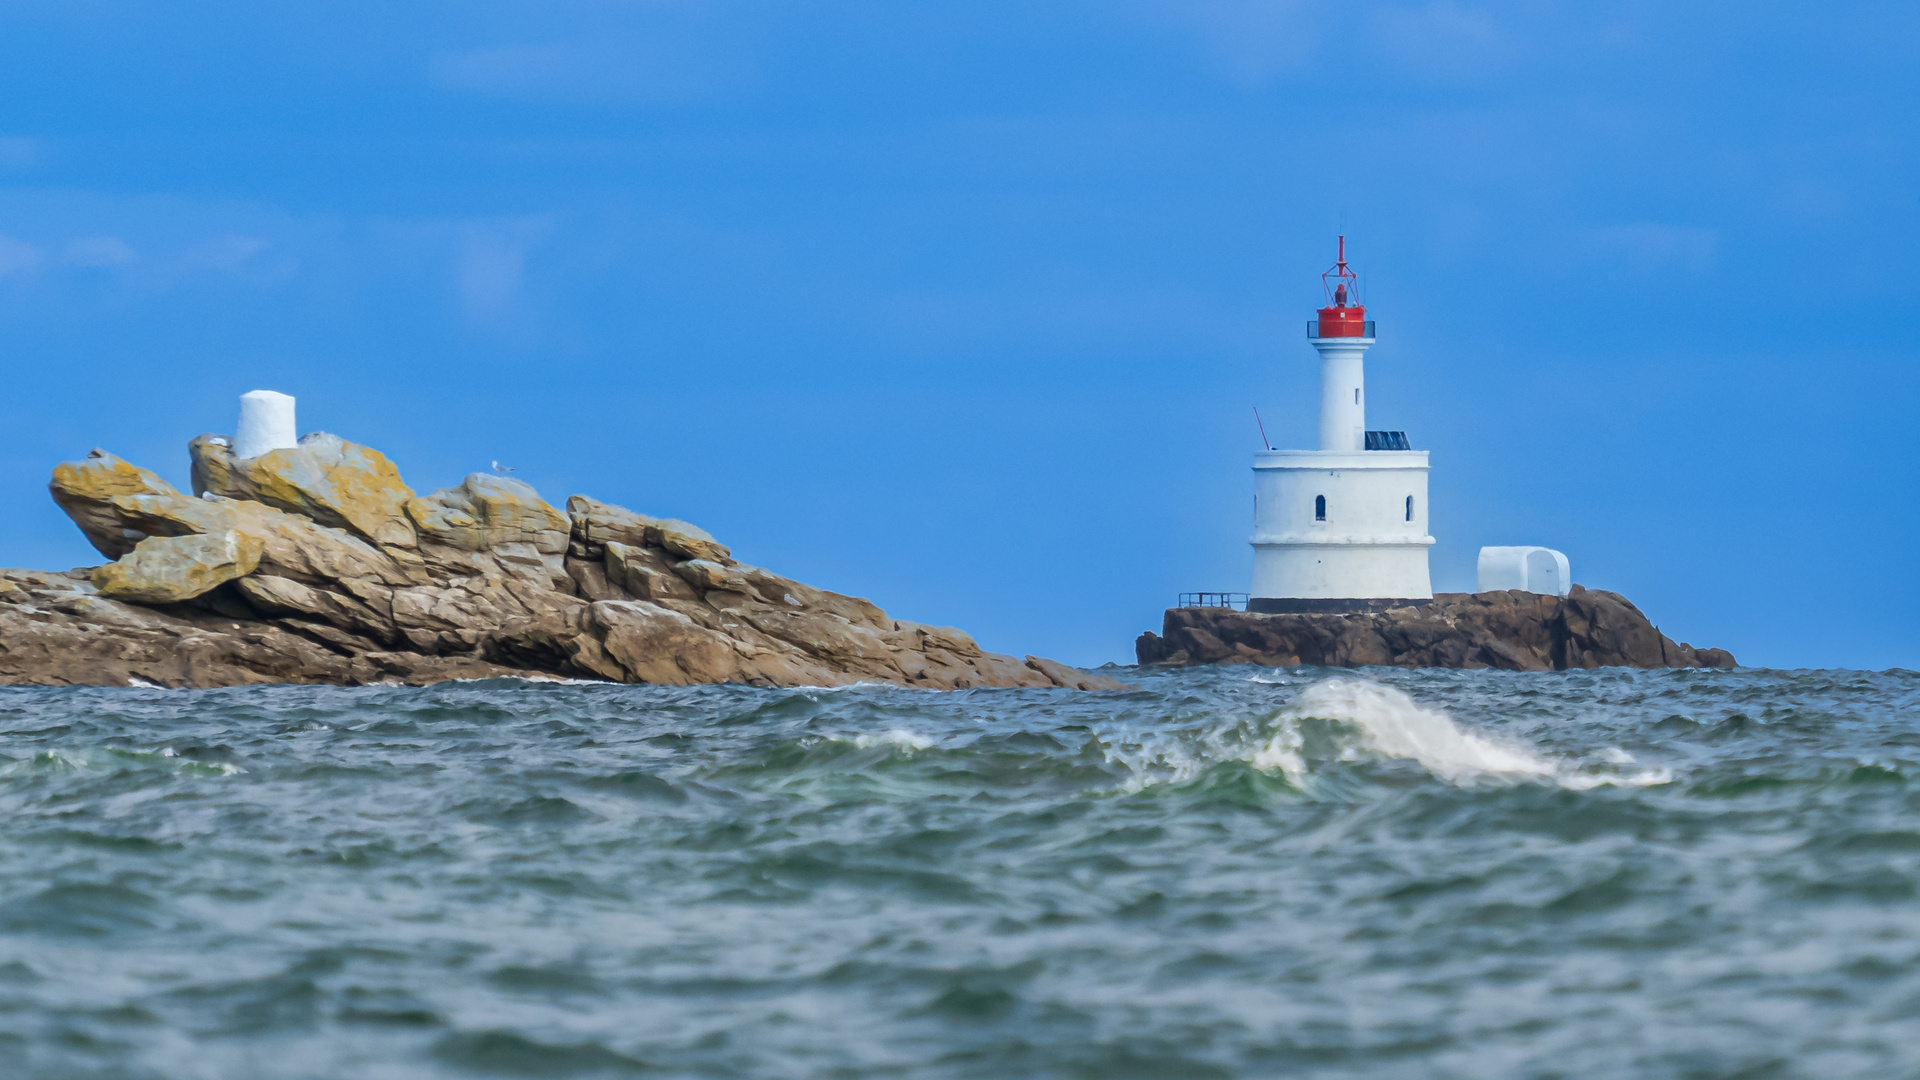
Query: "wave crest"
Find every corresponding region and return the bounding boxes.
[1104,677,1666,794]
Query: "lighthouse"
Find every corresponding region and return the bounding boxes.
[1249,238,1434,613]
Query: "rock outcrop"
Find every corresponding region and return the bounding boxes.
[1,438,1122,691]
[1135,588,1736,671]
[92,530,264,604]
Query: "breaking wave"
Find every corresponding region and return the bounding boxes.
[1104,677,1667,794]
[1273,677,1668,790]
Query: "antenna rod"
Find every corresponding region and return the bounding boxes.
[1253,407,1272,451]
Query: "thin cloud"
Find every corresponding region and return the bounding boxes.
[1372,2,1512,83]
[1587,223,1718,271]
[180,235,269,271]
[62,236,138,268]
[455,217,553,323]
[0,235,42,277]
[428,36,752,106]
[0,231,276,285]
[0,137,38,171]
[1143,0,1323,87]
[1143,0,1521,88]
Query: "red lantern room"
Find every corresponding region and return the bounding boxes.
[1314,235,1370,338]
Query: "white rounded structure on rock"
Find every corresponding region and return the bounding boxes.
[1477,546,1570,596]
[234,390,298,460]
[1249,238,1433,614]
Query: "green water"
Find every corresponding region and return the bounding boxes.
[2,666,1918,1078]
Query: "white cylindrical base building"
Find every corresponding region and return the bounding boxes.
[235,390,298,459]
[1250,448,1433,612]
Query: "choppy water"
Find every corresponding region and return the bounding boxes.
[3,667,1920,1078]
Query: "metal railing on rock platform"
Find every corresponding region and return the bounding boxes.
[1178,593,1248,611]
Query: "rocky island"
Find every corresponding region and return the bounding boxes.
[1137,589,1736,671]
[0,433,1120,691]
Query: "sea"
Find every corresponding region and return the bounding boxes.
[2,665,1918,1079]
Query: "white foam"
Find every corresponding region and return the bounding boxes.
[0,747,240,777]
[1097,677,1670,793]
[1278,678,1558,785]
[1558,766,1671,790]
[1249,725,1306,781]
[1271,678,1670,790]
[853,729,934,752]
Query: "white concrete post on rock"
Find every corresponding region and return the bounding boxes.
[1248,238,1434,614]
[234,390,298,459]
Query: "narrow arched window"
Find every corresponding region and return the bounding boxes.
[1405,495,1414,522]
[1315,495,1326,521]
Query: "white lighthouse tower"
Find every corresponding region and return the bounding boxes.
[1249,238,1433,612]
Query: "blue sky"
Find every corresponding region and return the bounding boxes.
[1,1,1916,670]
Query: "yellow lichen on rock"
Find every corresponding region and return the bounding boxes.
[653,520,730,563]
[408,474,568,555]
[30,446,1126,691]
[566,495,656,548]
[92,530,264,604]
[191,432,417,548]
[187,434,241,499]
[49,450,181,558]
[98,492,410,588]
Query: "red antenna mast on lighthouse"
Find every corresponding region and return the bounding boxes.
[1314,235,1371,338]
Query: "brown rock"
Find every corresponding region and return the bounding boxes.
[15,446,1121,693]
[236,574,401,646]
[98,492,413,591]
[591,600,752,685]
[1139,587,1735,671]
[92,530,265,604]
[0,568,535,688]
[564,553,623,601]
[192,432,418,547]
[654,520,731,564]
[1024,654,1124,691]
[565,495,730,564]
[187,434,242,501]
[408,474,568,555]
[603,542,700,603]
[673,558,742,591]
[566,495,656,549]
[48,449,180,558]
[602,541,649,596]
